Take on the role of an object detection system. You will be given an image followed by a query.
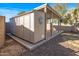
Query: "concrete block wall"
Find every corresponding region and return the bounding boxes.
[0,16,5,48]
[6,22,10,33]
[53,25,75,32]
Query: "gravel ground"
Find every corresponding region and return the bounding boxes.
[0,33,79,56]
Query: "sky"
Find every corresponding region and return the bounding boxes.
[0,3,76,22]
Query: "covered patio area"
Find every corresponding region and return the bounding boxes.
[34,4,62,40]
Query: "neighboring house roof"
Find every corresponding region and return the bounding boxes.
[11,4,61,19]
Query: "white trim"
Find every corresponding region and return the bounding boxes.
[34,4,47,10]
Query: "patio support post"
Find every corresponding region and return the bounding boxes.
[44,6,47,40]
[50,18,53,36]
[58,18,61,32]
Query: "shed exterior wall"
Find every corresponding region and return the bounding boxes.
[23,13,34,42]
[34,11,45,43]
[10,11,45,43]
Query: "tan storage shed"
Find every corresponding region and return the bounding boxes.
[10,11,45,43]
[10,4,61,44]
[0,16,5,48]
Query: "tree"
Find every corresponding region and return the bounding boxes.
[18,11,25,15]
[52,3,67,16]
[73,8,78,24]
[72,8,79,31]
[63,13,72,24]
[63,8,79,31]
[51,4,79,32]
[51,3,68,24]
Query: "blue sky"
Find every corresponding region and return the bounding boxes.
[0,3,76,22]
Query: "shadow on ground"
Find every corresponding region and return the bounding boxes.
[22,34,79,56]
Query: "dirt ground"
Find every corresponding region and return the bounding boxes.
[0,33,79,56]
[0,35,28,56]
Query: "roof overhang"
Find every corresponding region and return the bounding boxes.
[34,4,61,19]
[11,4,62,19]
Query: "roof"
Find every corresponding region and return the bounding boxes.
[11,4,61,19]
